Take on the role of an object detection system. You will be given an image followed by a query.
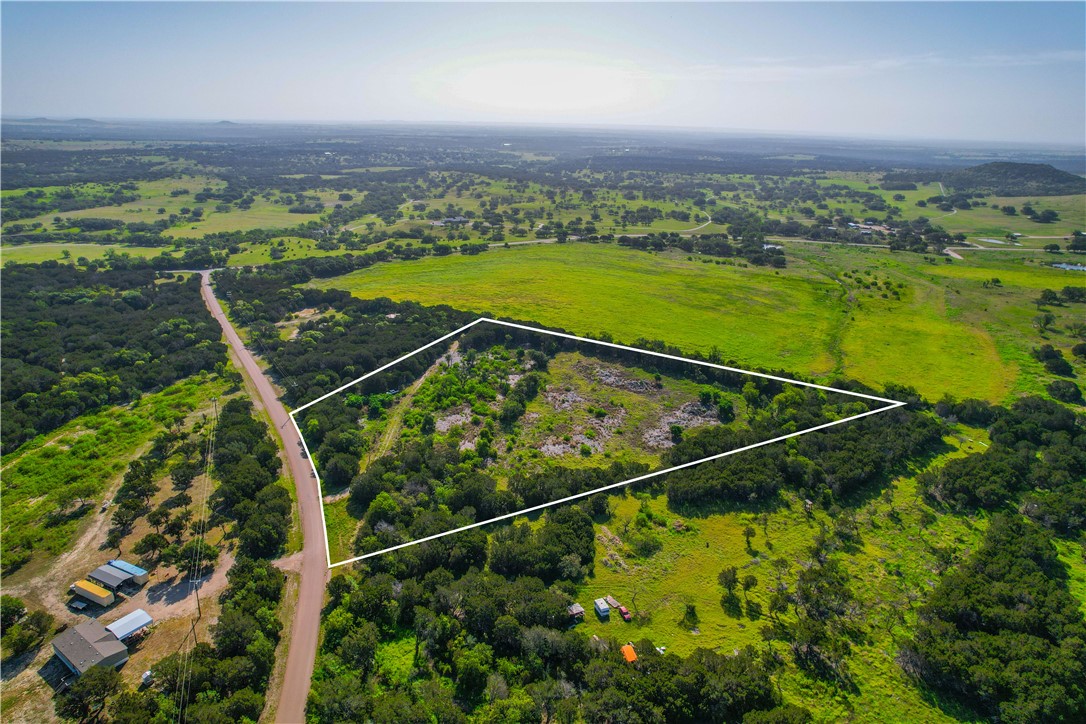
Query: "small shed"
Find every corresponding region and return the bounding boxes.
[621,643,638,663]
[88,565,132,592]
[594,598,610,618]
[109,560,149,586]
[106,609,153,641]
[52,621,128,675]
[70,580,115,607]
[568,603,585,620]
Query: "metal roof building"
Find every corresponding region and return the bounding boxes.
[108,560,149,585]
[52,621,128,676]
[88,564,132,591]
[70,580,115,607]
[105,609,153,641]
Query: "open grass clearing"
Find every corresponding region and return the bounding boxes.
[1,371,235,578]
[312,243,840,377]
[1,243,166,265]
[309,241,1076,402]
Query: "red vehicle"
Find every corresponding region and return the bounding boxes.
[618,606,632,622]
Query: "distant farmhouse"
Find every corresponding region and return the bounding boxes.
[430,216,470,227]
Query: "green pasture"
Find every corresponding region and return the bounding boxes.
[0,243,166,265]
[160,198,307,238]
[2,175,348,239]
[0,372,233,577]
[760,173,1084,240]
[570,426,998,722]
[2,176,224,230]
[313,243,840,375]
[308,241,1085,403]
[227,236,353,266]
[944,194,1085,237]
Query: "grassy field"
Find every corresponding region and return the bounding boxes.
[2,175,343,239]
[943,195,1086,238]
[314,243,841,375]
[227,236,354,266]
[0,371,234,577]
[311,242,1084,403]
[2,176,222,230]
[160,199,309,238]
[0,242,167,264]
[803,174,1085,237]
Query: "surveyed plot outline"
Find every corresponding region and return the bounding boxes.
[288,318,905,568]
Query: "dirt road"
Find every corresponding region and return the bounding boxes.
[199,272,326,724]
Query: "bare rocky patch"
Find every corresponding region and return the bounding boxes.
[544,388,584,411]
[582,361,657,394]
[435,406,471,433]
[642,401,720,449]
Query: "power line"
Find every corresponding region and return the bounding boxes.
[174,397,217,723]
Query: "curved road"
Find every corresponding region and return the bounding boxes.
[199,272,326,724]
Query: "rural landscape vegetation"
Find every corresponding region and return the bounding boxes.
[2,2,1085,724]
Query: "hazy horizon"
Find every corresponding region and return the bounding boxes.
[3,2,1084,146]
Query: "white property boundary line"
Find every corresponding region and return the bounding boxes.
[288,318,905,568]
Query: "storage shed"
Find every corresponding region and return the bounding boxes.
[105,609,153,641]
[70,580,115,607]
[108,560,149,585]
[52,621,128,676]
[568,603,585,620]
[88,564,132,591]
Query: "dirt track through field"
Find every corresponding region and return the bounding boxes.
[200,272,326,723]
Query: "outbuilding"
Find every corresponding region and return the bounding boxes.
[88,564,132,592]
[70,580,115,607]
[105,609,153,641]
[568,603,585,620]
[594,598,610,618]
[52,621,128,676]
[108,560,149,586]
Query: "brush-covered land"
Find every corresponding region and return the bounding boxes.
[297,323,888,565]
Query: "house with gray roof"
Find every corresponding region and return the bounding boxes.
[52,621,128,676]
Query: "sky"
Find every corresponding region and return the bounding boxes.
[2,2,1084,145]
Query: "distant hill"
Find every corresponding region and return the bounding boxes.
[944,162,1086,196]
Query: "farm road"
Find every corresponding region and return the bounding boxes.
[199,271,326,724]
